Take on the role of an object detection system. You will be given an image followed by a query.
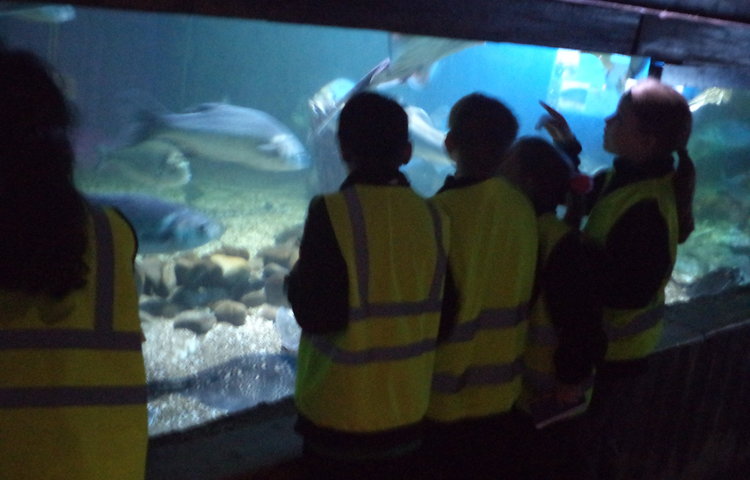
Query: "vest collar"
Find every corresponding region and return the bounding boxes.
[606,155,674,194]
[339,170,410,190]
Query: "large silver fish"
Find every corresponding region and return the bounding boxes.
[86,192,224,254]
[0,3,75,23]
[370,33,482,88]
[128,102,310,172]
[406,106,454,169]
[97,139,192,189]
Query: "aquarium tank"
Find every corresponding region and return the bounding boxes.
[1,2,747,436]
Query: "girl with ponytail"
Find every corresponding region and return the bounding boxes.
[536,78,695,480]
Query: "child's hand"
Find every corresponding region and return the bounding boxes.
[536,101,576,144]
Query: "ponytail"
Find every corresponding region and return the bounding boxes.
[674,148,695,244]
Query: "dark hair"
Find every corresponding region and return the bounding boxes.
[448,92,518,174]
[337,91,409,173]
[626,79,695,243]
[509,136,574,214]
[0,49,89,298]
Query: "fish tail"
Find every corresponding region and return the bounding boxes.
[127,109,163,144]
[114,89,169,144]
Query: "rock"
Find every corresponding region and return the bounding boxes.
[214,244,250,260]
[258,244,297,270]
[138,256,170,297]
[213,299,248,326]
[229,275,264,301]
[258,303,279,321]
[140,295,184,318]
[161,260,177,292]
[173,309,216,334]
[171,286,229,309]
[209,253,253,289]
[175,256,224,288]
[274,224,303,245]
[140,296,170,317]
[160,302,183,319]
[263,262,289,279]
[264,271,289,307]
[240,289,266,307]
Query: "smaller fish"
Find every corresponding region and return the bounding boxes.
[97,139,192,189]
[0,3,75,23]
[86,192,224,254]
[370,34,482,88]
[689,87,733,113]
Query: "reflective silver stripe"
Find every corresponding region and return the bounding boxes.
[443,306,527,344]
[0,329,143,350]
[606,305,664,341]
[432,359,523,394]
[0,206,141,351]
[343,187,448,322]
[0,385,147,408]
[350,300,444,321]
[305,333,436,365]
[343,188,370,309]
[528,323,557,346]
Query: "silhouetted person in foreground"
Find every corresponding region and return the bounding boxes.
[0,49,148,480]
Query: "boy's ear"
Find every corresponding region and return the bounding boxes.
[400,142,413,166]
[444,131,456,154]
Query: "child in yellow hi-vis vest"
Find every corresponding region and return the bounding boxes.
[537,79,695,480]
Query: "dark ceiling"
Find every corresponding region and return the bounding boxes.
[28,0,750,87]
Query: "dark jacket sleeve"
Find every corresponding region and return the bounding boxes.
[438,265,459,342]
[285,196,349,333]
[544,232,607,384]
[601,200,671,309]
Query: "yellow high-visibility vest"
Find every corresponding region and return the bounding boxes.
[584,172,678,361]
[0,206,147,480]
[427,177,538,422]
[517,213,593,413]
[296,185,450,432]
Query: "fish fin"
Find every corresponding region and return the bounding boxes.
[314,58,391,136]
[407,106,435,126]
[112,90,170,145]
[388,32,410,60]
[257,142,277,153]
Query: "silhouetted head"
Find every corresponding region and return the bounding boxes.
[337,91,411,176]
[604,78,692,161]
[445,92,518,178]
[501,136,575,214]
[0,49,87,298]
[0,48,76,188]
